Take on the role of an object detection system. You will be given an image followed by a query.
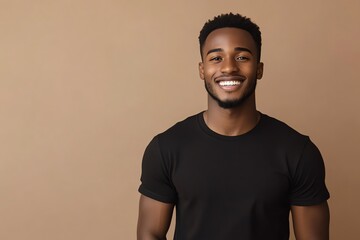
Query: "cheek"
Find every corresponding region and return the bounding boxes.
[242,64,258,76]
[203,65,218,79]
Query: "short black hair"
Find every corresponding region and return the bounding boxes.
[199,13,262,62]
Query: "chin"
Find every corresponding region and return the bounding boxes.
[217,99,246,109]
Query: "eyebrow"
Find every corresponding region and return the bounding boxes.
[206,47,253,56]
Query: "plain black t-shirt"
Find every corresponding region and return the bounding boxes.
[139,112,329,240]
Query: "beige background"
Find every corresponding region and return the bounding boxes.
[1,0,359,239]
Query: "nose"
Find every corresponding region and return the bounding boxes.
[220,58,239,74]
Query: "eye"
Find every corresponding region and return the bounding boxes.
[209,56,223,62]
[235,56,249,61]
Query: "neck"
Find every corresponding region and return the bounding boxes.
[204,94,260,136]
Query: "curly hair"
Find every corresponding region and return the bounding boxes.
[199,13,262,62]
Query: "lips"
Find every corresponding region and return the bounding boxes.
[215,76,246,90]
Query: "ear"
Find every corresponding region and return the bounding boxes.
[256,62,264,80]
[198,62,205,80]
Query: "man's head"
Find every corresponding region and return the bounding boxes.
[199,13,262,62]
[198,13,264,109]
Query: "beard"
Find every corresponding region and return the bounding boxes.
[204,77,257,109]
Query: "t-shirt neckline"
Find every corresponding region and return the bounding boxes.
[196,111,264,141]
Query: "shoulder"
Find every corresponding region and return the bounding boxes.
[260,113,309,141]
[156,112,201,140]
[260,114,304,135]
[150,112,202,149]
[260,113,325,171]
[258,113,315,158]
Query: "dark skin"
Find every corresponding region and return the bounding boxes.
[291,202,330,240]
[137,195,174,240]
[137,27,329,240]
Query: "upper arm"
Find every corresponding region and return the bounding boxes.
[291,201,330,240]
[137,195,174,240]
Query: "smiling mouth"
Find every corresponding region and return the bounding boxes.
[215,76,245,88]
[219,80,241,86]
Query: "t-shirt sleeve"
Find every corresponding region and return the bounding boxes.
[138,136,177,203]
[289,138,330,206]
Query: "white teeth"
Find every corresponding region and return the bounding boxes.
[219,81,241,86]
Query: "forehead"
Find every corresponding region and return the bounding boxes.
[203,27,257,54]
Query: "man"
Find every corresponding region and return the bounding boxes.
[137,13,330,240]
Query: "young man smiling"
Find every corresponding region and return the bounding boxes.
[137,13,330,240]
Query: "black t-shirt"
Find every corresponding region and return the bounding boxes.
[139,112,330,240]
